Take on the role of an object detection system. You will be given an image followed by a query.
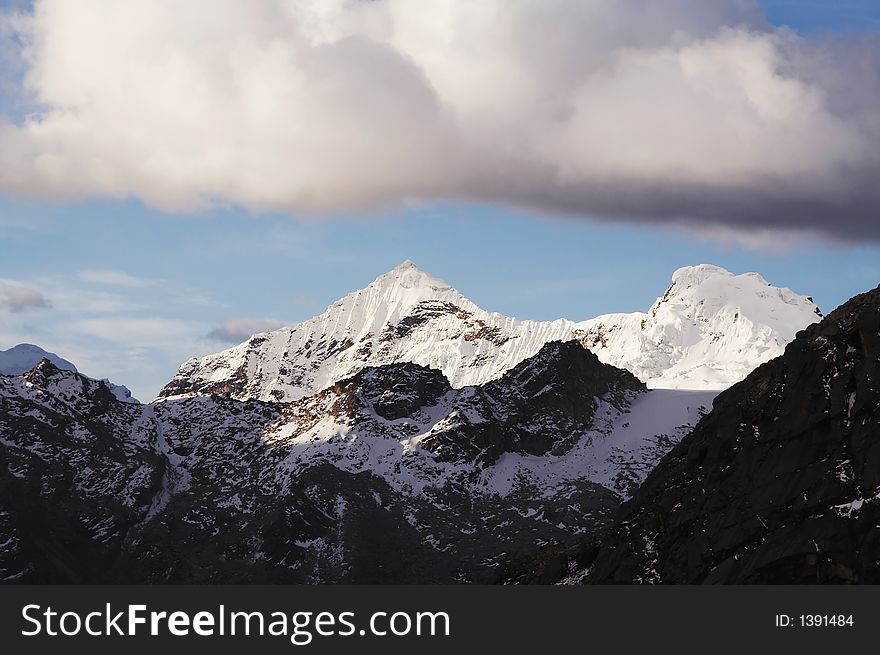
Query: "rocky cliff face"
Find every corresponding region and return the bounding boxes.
[584,285,880,584]
[420,341,644,466]
[0,342,648,583]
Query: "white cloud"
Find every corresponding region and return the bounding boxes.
[62,271,220,309]
[205,317,285,344]
[1,1,879,239]
[40,282,142,314]
[69,317,199,347]
[0,278,49,312]
[78,269,152,288]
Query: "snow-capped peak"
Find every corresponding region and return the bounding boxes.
[386,259,435,280]
[661,264,818,315]
[648,264,821,326]
[376,259,434,284]
[160,262,574,401]
[350,260,466,311]
[577,264,822,390]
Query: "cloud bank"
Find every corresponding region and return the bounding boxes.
[1,0,879,239]
[0,279,49,312]
[206,318,286,345]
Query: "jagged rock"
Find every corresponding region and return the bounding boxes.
[0,360,158,582]
[421,341,645,465]
[341,363,451,421]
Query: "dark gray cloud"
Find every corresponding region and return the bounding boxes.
[206,318,285,345]
[1,1,879,242]
[0,279,50,312]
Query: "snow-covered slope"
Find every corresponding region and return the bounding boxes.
[0,343,139,403]
[577,264,823,389]
[160,261,821,401]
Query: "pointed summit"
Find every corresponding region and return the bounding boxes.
[369,260,453,295]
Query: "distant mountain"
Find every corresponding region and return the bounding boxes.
[0,343,138,404]
[579,284,880,584]
[160,261,820,402]
[0,343,77,376]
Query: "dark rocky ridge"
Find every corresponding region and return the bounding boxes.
[583,285,880,584]
[1,343,639,583]
[422,341,644,464]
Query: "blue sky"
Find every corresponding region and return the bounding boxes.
[1,1,880,400]
[761,0,880,32]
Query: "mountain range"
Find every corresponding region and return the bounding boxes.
[161,261,820,401]
[2,262,874,584]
